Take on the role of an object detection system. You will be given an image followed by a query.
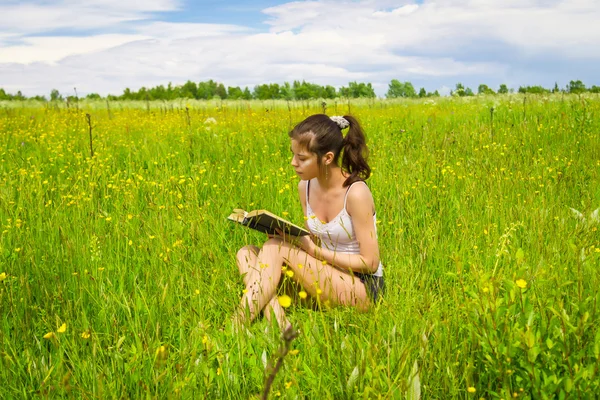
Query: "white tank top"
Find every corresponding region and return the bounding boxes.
[305,180,384,277]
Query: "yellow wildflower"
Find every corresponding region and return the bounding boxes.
[0,272,6,282]
[289,349,299,355]
[298,291,307,299]
[57,323,67,333]
[156,345,167,357]
[468,387,476,393]
[43,332,55,339]
[286,270,294,278]
[516,279,527,289]
[278,295,292,308]
[81,331,91,339]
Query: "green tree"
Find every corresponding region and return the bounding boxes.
[566,80,586,94]
[50,89,62,101]
[166,82,177,99]
[197,80,218,99]
[518,85,550,94]
[293,81,311,100]
[386,80,401,98]
[279,82,293,100]
[552,82,560,93]
[386,80,416,98]
[340,82,375,98]
[254,83,281,100]
[590,85,600,93]
[180,80,198,99]
[121,88,133,100]
[478,84,495,95]
[227,86,244,100]
[498,84,509,94]
[452,83,466,97]
[323,85,337,99]
[86,93,101,100]
[137,87,152,100]
[242,87,252,100]
[418,87,427,98]
[0,88,8,100]
[13,91,26,100]
[215,83,227,99]
[149,85,167,100]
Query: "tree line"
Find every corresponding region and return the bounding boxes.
[446,80,599,97]
[0,79,598,102]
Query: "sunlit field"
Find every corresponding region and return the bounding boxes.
[1,95,599,398]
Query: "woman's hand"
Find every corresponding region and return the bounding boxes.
[273,228,316,255]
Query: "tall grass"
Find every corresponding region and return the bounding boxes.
[0,94,599,398]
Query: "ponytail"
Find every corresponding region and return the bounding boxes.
[340,115,371,186]
[288,114,371,186]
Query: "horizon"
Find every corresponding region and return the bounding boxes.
[2,78,592,101]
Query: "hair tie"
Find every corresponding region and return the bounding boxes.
[330,116,349,129]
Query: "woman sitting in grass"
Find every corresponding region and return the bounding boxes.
[235,114,384,330]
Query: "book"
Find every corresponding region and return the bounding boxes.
[227,208,310,237]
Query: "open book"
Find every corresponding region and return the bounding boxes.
[228,208,310,237]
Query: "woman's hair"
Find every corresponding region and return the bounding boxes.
[288,114,371,186]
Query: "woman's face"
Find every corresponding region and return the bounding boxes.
[290,139,319,179]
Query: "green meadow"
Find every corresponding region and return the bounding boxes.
[0,95,599,398]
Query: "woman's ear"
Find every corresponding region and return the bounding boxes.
[323,151,335,165]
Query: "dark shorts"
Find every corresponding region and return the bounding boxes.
[355,273,385,303]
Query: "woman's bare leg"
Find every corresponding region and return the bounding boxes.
[236,245,289,329]
[237,238,370,324]
[237,240,288,322]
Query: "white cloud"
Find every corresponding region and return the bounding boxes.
[134,22,251,40]
[0,35,150,64]
[0,0,180,34]
[0,0,599,97]
[373,4,419,17]
[262,0,600,57]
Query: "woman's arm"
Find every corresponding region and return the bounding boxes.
[298,179,309,229]
[294,182,380,274]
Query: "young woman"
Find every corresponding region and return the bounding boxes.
[235,114,384,329]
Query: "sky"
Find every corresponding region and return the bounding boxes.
[1,0,599,98]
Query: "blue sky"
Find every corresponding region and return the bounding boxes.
[1,0,599,97]
[164,1,288,27]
